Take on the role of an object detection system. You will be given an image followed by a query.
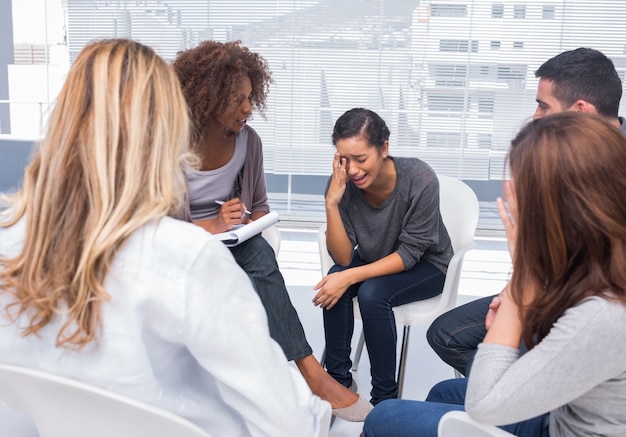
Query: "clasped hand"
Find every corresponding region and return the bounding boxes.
[312,270,351,310]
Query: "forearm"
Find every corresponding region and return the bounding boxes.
[325,204,353,265]
[343,252,405,285]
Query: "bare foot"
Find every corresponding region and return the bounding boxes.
[295,355,359,408]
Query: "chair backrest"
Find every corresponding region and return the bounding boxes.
[437,175,479,253]
[438,411,515,437]
[0,363,212,437]
[262,224,281,256]
[431,174,480,314]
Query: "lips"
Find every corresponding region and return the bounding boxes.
[352,174,367,186]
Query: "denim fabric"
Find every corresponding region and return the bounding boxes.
[426,295,493,375]
[323,253,445,405]
[363,378,549,437]
[229,234,312,361]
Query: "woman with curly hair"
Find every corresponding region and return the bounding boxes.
[172,40,371,422]
[0,39,327,436]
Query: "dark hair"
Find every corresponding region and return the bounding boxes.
[331,108,390,151]
[534,48,622,118]
[508,112,626,348]
[172,40,272,145]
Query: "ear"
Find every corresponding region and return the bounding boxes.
[381,140,389,158]
[573,99,598,114]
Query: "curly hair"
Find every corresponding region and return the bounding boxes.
[172,40,272,145]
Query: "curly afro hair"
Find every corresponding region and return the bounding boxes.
[172,40,272,144]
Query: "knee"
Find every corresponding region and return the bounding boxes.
[426,314,448,348]
[362,399,403,437]
[425,378,467,404]
[356,280,386,308]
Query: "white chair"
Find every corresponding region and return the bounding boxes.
[438,411,515,437]
[0,363,333,437]
[262,224,281,256]
[0,363,212,437]
[319,175,479,397]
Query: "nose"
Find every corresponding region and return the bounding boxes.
[242,98,252,115]
[533,106,543,120]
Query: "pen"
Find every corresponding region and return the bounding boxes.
[215,200,251,215]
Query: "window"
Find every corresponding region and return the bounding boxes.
[427,132,464,148]
[439,39,479,53]
[4,0,626,230]
[431,4,467,17]
[432,65,467,87]
[543,5,556,19]
[491,3,504,18]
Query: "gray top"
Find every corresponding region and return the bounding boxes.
[187,128,248,221]
[172,125,270,222]
[466,296,626,436]
[328,156,453,273]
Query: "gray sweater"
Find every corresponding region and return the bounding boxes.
[330,157,453,273]
[466,296,626,436]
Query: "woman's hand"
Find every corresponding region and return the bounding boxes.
[216,198,248,228]
[497,180,518,261]
[326,153,349,208]
[195,198,248,233]
[484,294,503,331]
[312,270,352,310]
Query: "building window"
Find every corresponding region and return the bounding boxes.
[439,39,479,53]
[490,40,501,50]
[432,65,467,87]
[491,3,504,18]
[513,41,524,49]
[542,5,556,19]
[513,4,527,18]
[427,132,464,148]
[427,94,465,112]
[430,4,467,17]
[477,134,493,149]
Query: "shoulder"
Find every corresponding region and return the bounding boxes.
[243,125,262,145]
[395,157,437,179]
[117,217,232,278]
[553,295,626,345]
[394,157,439,193]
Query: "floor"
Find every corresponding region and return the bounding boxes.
[277,226,511,437]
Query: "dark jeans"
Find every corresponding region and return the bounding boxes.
[363,378,549,437]
[426,295,493,376]
[323,253,445,405]
[230,234,312,361]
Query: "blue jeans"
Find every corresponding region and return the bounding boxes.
[426,295,493,376]
[426,295,528,376]
[229,234,312,361]
[323,253,445,405]
[363,378,549,437]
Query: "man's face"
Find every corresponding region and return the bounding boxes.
[533,78,570,120]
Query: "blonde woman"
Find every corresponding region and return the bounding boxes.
[0,39,325,436]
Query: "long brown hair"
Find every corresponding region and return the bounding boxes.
[508,112,626,348]
[0,39,193,348]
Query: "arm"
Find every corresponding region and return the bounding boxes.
[324,153,354,266]
[243,127,270,218]
[466,296,626,425]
